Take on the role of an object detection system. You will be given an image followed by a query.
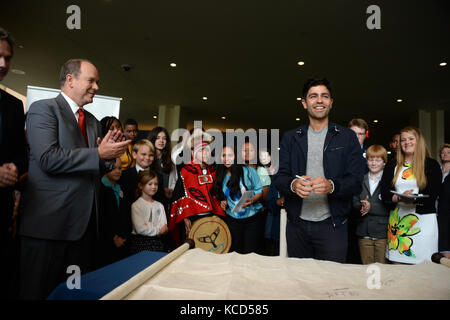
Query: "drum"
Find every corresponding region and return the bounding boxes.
[188,215,232,254]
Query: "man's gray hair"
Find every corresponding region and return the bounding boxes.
[59,58,93,87]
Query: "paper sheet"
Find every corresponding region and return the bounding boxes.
[124,248,450,300]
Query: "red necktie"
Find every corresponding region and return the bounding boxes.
[78,108,89,146]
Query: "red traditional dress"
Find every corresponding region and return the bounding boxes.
[169,161,225,234]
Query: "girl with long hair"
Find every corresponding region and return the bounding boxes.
[148,126,176,212]
[380,126,442,264]
[213,144,264,254]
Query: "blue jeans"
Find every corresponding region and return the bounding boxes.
[286,217,348,263]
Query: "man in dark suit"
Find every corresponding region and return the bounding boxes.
[18,58,130,299]
[0,27,28,300]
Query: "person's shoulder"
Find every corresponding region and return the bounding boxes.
[256,166,269,175]
[425,157,442,171]
[132,197,145,207]
[0,89,22,107]
[425,157,440,166]
[28,96,60,113]
[330,122,353,136]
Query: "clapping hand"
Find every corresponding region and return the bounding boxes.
[97,129,131,160]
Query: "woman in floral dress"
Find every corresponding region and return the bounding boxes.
[380,126,442,264]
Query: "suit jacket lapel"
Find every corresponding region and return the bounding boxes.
[84,111,97,147]
[363,174,371,197]
[55,94,86,146]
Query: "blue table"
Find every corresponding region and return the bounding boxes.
[47,251,168,300]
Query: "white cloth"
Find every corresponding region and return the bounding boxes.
[123,248,450,300]
[131,197,167,237]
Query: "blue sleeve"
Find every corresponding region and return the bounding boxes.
[245,166,263,195]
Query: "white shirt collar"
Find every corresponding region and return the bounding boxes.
[61,91,82,117]
[135,164,148,173]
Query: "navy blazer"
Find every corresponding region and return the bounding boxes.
[272,122,366,226]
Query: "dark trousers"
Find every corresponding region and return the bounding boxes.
[19,211,97,300]
[226,211,264,254]
[286,217,348,263]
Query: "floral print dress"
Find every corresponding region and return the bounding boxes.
[386,164,439,264]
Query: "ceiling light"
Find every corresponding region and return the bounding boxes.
[396,99,403,103]
[296,97,302,101]
[170,63,177,67]
[297,61,305,66]
[221,116,226,120]
[153,115,157,119]
[440,62,447,66]
[373,119,378,123]
[295,118,300,121]
[202,96,208,101]
[11,69,25,75]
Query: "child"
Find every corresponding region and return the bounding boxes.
[130,170,168,253]
[119,139,160,252]
[352,145,390,264]
[213,145,264,254]
[97,157,128,268]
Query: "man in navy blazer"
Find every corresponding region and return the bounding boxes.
[19,59,130,299]
[272,78,365,263]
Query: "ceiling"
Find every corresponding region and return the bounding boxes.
[1,0,449,146]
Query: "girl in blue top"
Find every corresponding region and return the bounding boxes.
[212,145,264,254]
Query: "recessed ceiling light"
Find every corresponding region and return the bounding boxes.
[440,62,447,66]
[221,116,226,120]
[295,118,300,121]
[153,115,158,119]
[396,99,403,102]
[11,69,25,75]
[170,63,177,67]
[297,61,305,66]
[202,96,208,101]
[296,97,302,101]
[373,119,378,123]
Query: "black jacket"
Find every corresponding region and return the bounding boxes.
[380,157,442,214]
[352,173,390,239]
[438,174,450,252]
[0,89,27,233]
[273,122,366,227]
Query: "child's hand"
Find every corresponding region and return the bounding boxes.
[360,195,370,216]
[113,235,126,248]
[241,198,253,209]
[160,224,168,235]
[399,189,415,204]
[220,200,227,211]
[184,218,192,235]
